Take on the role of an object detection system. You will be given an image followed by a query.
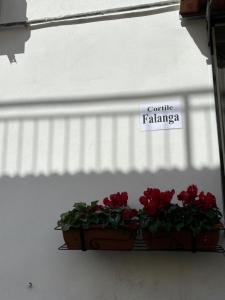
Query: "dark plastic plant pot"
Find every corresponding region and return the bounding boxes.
[143,229,193,250]
[84,228,136,250]
[62,229,81,250]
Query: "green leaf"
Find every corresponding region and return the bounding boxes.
[176,222,184,231]
[109,214,121,228]
[62,224,72,231]
[91,200,99,207]
[73,202,86,209]
[148,220,160,233]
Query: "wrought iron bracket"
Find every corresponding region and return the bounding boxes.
[56,227,225,253]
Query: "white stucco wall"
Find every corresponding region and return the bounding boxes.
[0,1,224,300]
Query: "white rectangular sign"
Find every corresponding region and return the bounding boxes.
[140,100,183,131]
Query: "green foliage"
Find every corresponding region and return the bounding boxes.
[58,201,105,231]
[182,204,222,236]
[58,188,222,234]
[138,202,222,234]
[138,204,184,233]
[57,201,138,231]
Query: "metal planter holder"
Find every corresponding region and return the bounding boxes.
[55,227,225,253]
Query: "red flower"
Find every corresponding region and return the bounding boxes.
[103,197,112,206]
[177,190,194,206]
[145,205,157,216]
[199,191,205,202]
[151,197,160,207]
[109,193,119,207]
[140,187,175,211]
[206,192,216,204]
[139,196,148,206]
[195,200,201,208]
[187,184,198,198]
[149,188,161,201]
[160,189,175,208]
[122,208,137,219]
[103,192,129,207]
[130,209,137,217]
[121,192,128,204]
[177,191,188,201]
[144,188,151,198]
[204,192,216,209]
[109,193,117,201]
[178,185,198,205]
[194,191,217,209]
[94,204,103,211]
[178,185,218,209]
[122,209,131,219]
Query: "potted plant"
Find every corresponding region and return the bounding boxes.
[57,201,104,249]
[57,192,138,250]
[138,187,191,250]
[57,185,223,251]
[177,184,223,250]
[138,185,223,251]
[180,0,225,16]
[180,0,207,16]
[84,192,138,250]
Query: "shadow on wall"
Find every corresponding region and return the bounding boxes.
[0,0,30,62]
[0,88,220,178]
[181,18,211,64]
[0,88,222,206]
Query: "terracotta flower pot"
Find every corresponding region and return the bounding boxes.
[61,225,222,251]
[84,228,136,250]
[196,224,222,250]
[180,0,202,16]
[62,229,81,250]
[143,224,223,251]
[143,229,193,250]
